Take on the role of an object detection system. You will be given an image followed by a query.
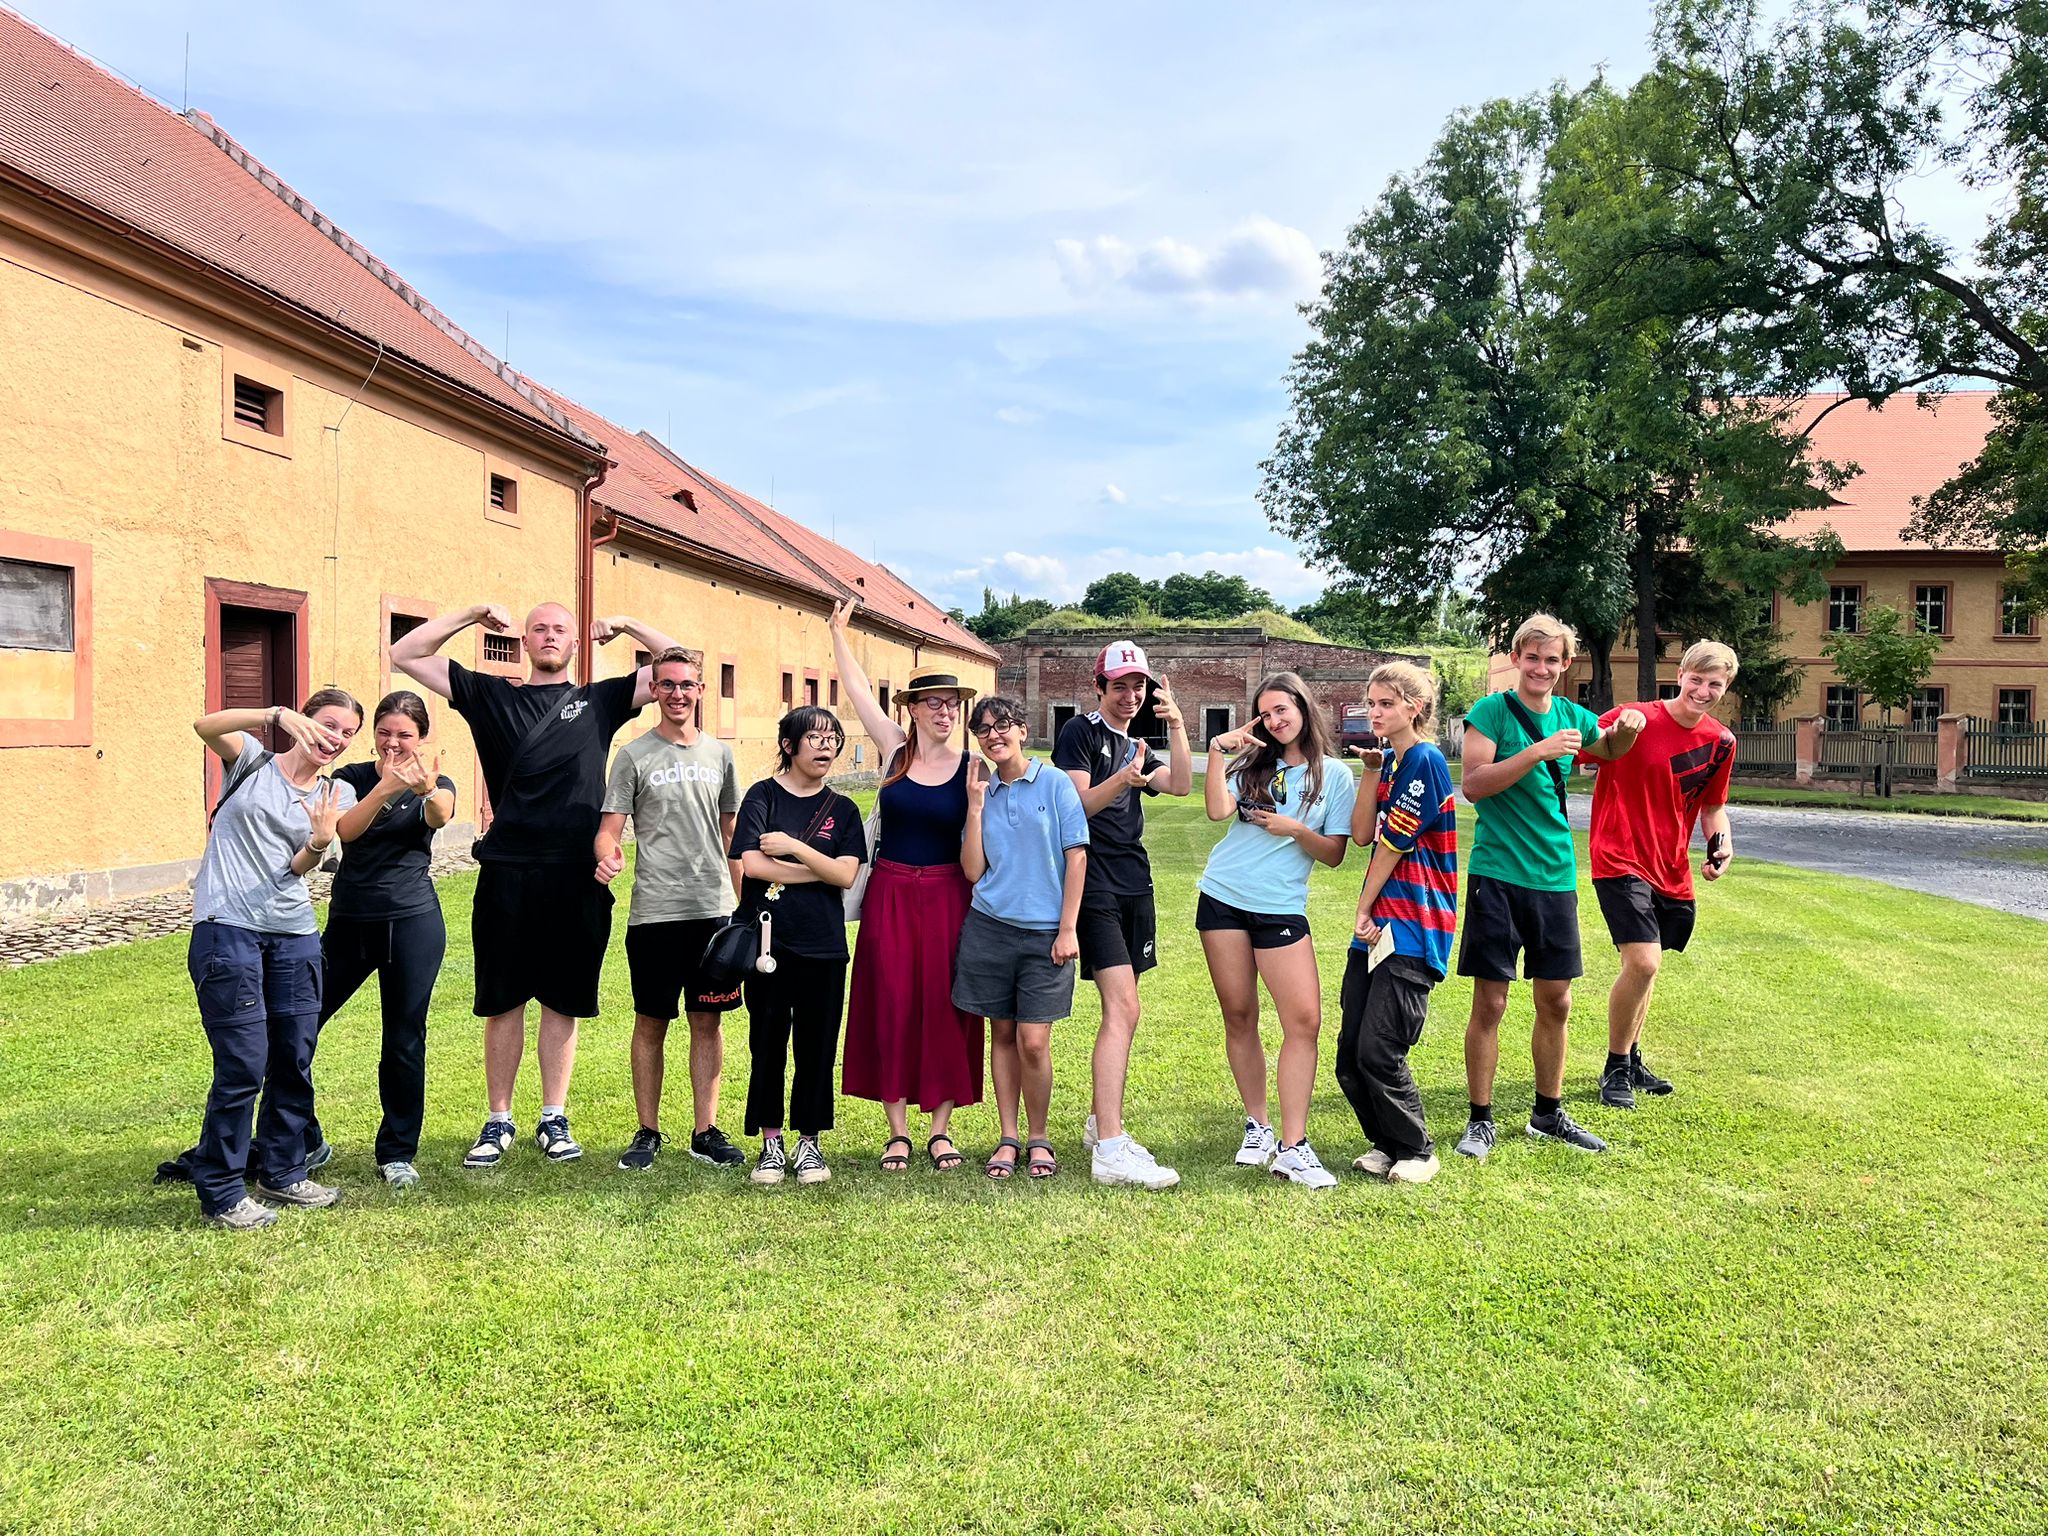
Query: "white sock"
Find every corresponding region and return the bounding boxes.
[541,1104,564,1121]
[487,1110,513,1126]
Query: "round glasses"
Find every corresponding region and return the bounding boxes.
[971,715,1021,737]
[800,731,844,750]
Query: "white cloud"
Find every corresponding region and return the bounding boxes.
[994,405,1041,426]
[1102,483,1130,505]
[1054,218,1322,306]
[998,551,1074,594]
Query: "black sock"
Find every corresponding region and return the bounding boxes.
[1630,1043,1645,1063]
[1469,1101,1493,1124]
[1605,1052,1630,1076]
[1534,1093,1562,1119]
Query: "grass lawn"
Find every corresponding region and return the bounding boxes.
[4,793,2046,1534]
[1720,784,2048,822]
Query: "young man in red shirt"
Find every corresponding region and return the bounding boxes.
[1589,641,1739,1109]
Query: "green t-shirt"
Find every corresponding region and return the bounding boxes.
[1464,690,1603,893]
[601,731,741,924]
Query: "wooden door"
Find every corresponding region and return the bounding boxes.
[220,606,293,751]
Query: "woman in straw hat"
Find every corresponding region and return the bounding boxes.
[829,599,986,1171]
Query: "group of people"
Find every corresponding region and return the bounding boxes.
[171,590,1737,1230]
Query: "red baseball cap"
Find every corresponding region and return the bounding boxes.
[1094,640,1154,681]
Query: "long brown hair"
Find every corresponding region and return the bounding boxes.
[1227,671,1336,809]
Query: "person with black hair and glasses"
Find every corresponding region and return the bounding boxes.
[730,707,867,1187]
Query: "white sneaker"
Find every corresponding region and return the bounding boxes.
[1234,1119,1278,1167]
[1352,1149,1394,1178]
[1082,1112,1099,1152]
[1270,1140,1338,1190]
[1092,1133,1179,1189]
[1388,1153,1440,1185]
[379,1161,420,1190]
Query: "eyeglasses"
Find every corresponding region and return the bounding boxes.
[801,732,844,750]
[917,697,962,713]
[971,714,1021,737]
[652,679,701,694]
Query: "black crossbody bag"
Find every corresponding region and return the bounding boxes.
[472,688,586,859]
[1498,692,1571,821]
[699,790,837,987]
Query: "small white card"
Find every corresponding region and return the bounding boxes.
[1367,924,1396,972]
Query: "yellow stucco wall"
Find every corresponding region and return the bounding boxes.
[0,248,582,898]
[592,543,997,783]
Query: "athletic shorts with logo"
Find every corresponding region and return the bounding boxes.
[625,916,744,1019]
[1194,891,1308,949]
[1455,871,1584,982]
[951,907,1078,1024]
[472,861,615,1018]
[1594,875,1696,952]
[1076,889,1157,979]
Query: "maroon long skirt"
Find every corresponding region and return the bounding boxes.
[842,859,984,1111]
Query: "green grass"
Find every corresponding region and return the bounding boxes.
[4,799,2046,1534]
[1722,784,2048,822]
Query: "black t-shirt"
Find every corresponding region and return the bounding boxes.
[730,777,867,961]
[448,662,642,865]
[1052,711,1167,899]
[328,762,459,920]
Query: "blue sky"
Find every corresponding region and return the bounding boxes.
[30,1,1653,613]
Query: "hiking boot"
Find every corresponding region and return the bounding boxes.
[305,1141,334,1173]
[535,1116,583,1163]
[1352,1149,1395,1178]
[1600,1066,1637,1110]
[379,1161,420,1190]
[1388,1153,1441,1185]
[255,1178,340,1208]
[690,1126,746,1168]
[1091,1134,1180,1190]
[206,1196,278,1231]
[1270,1139,1338,1189]
[751,1135,788,1185]
[1527,1108,1608,1153]
[792,1136,831,1186]
[1630,1050,1675,1095]
[463,1119,515,1169]
[618,1127,662,1172]
[1453,1119,1497,1161]
[1234,1118,1278,1168]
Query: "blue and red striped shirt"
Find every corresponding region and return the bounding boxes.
[1353,740,1458,979]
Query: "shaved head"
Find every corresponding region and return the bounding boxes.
[527,602,574,630]
[523,602,577,676]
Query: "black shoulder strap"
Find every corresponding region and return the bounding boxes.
[1498,692,1569,820]
[505,688,580,781]
[210,746,274,825]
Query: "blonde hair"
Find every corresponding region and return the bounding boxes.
[1510,612,1578,665]
[1678,640,1739,679]
[1367,661,1438,741]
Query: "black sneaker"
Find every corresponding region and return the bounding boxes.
[1526,1108,1608,1153]
[689,1125,745,1167]
[1599,1066,1637,1110]
[463,1118,516,1169]
[305,1141,334,1173]
[535,1115,584,1163]
[750,1135,788,1185]
[1630,1051,1674,1095]
[617,1127,662,1171]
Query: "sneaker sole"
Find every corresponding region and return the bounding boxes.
[1271,1169,1338,1189]
[617,1158,656,1171]
[795,1169,831,1185]
[1524,1123,1607,1153]
[1234,1151,1275,1167]
[253,1188,340,1209]
[463,1154,505,1168]
[1600,1093,1637,1110]
[688,1150,746,1167]
[1091,1169,1181,1190]
[1453,1137,1493,1161]
[541,1147,584,1163]
[750,1171,786,1185]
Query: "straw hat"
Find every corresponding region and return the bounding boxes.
[892,668,979,708]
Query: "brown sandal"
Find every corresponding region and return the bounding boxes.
[879,1135,912,1172]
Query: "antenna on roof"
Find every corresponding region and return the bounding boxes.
[182,33,189,113]
[503,311,510,363]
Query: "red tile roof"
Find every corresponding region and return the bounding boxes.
[0,8,595,451]
[1780,391,1995,554]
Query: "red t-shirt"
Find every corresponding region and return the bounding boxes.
[1589,702,1736,899]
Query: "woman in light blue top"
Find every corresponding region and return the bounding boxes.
[1197,671,1356,1188]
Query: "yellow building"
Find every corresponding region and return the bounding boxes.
[0,13,993,920]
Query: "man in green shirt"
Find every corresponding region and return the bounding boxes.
[1454,614,1642,1159]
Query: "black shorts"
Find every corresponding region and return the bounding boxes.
[1194,891,1310,949]
[1076,889,1158,980]
[625,917,745,1020]
[1455,872,1583,983]
[1594,876,1697,952]
[472,861,615,1019]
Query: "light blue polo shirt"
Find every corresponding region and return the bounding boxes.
[1198,755,1358,918]
[971,756,1090,931]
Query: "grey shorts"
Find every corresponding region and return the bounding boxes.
[951,907,1078,1024]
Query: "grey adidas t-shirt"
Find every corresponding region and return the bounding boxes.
[602,730,740,925]
[193,733,358,935]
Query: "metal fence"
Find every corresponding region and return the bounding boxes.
[1733,724,1797,776]
[1440,717,1465,762]
[1964,718,2048,782]
[1815,728,1937,783]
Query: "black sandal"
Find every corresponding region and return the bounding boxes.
[879,1135,912,1172]
[928,1133,965,1172]
[984,1136,1022,1180]
[1025,1138,1059,1179]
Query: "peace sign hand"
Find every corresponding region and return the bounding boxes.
[965,754,989,813]
[305,780,343,850]
[1152,677,1184,730]
[830,597,859,636]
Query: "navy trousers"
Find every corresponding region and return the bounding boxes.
[307,907,445,1165]
[186,921,324,1216]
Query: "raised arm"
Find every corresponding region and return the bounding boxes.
[194,705,338,765]
[827,599,907,760]
[1151,677,1193,797]
[1204,726,1259,821]
[590,614,680,708]
[392,603,509,700]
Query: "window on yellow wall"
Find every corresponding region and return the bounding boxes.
[829,678,839,706]
[232,376,283,437]
[0,558,74,651]
[721,663,736,699]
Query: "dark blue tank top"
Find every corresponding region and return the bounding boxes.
[876,752,969,866]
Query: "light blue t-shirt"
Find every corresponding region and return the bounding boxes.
[194,733,358,936]
[970,757,1090,931]
[1198,755,1358,918]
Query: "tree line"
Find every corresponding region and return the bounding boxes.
[1260,0,2048,715]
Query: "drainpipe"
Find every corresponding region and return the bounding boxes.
[575,460,615,686]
